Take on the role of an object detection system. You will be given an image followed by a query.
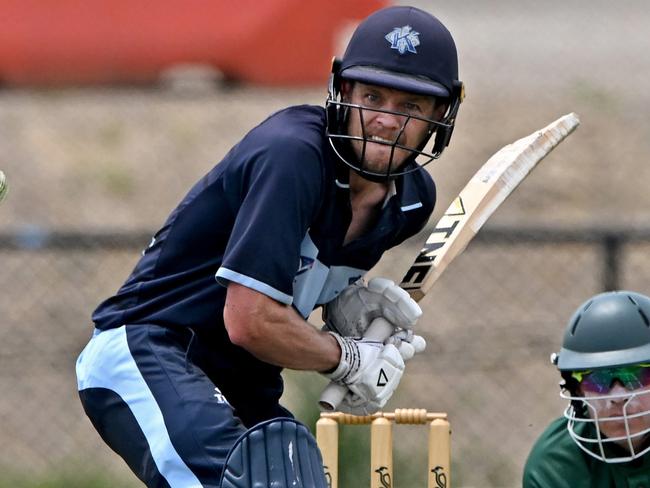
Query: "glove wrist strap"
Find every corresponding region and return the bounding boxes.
[323,332,359,384]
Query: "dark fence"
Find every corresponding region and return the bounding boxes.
[2,225,644,288]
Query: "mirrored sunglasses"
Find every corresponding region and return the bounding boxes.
[572,363,650,394]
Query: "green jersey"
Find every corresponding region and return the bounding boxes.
[523,417,650,488]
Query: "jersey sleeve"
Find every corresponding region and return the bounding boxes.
[216,131,324,305]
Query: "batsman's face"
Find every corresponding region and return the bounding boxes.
[581,382,650,451]
[342,82,443,174]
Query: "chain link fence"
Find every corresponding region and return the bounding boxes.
[2,1,650,487]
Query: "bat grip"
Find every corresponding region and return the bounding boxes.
[318,317,394,411]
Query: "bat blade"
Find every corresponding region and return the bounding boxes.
[400,112,580,302]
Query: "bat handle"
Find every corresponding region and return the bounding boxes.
[319,317,395,411]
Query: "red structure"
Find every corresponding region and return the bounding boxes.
[0,0,387,86]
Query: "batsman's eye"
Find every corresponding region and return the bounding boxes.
[363,93,381,106]
[403,102,421,114]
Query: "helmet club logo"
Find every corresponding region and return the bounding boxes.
[385,25,420,54]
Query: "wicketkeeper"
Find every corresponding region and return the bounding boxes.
[524,290,650,486]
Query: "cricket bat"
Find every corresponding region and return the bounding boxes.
[319,112,581,411]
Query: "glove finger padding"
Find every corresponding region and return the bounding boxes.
[386,330,427,361]
[323,277,422,338]
[386,328,414,345]
[367,278,421,326]
[396,341,416,361]
[337,393,383,416]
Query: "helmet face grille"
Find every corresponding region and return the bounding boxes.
[561,387,650,463]
[325,97,453,179]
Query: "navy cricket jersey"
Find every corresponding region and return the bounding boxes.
[92,104,435,410]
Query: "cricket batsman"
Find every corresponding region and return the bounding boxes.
[76,6,464,487]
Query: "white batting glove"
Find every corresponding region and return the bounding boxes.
[323,332,405,414]
[337,392,385,416]
[386,329,427,362]
[323,277,422,338]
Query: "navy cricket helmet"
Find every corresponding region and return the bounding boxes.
[326,6,464,180]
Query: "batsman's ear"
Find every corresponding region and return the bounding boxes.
[432,100,449,121]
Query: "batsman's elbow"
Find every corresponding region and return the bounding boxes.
[223,282,275,349]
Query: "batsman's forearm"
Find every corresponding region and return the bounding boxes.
[233,321,341,372]
[224,282,341,371]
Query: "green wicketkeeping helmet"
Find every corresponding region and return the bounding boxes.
[554,290,650,371]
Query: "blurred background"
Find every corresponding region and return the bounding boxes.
[1,0,650,486]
